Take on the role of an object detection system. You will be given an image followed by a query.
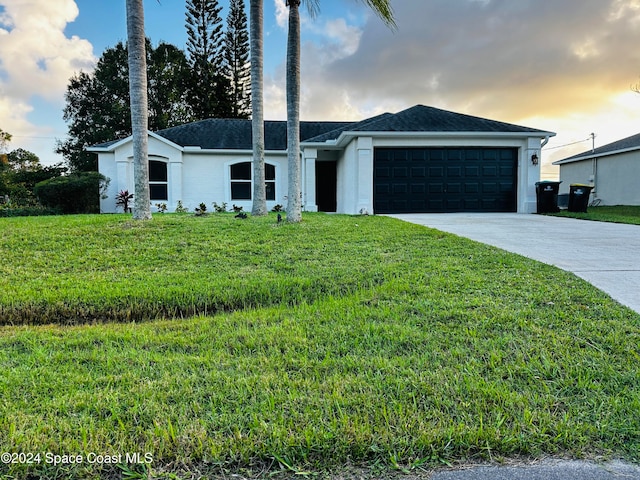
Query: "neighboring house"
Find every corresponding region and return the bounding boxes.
[89,105,555,214]
[553,132,640,206]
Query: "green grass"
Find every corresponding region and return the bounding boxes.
[552,205,640,225]
[1,213,639,479]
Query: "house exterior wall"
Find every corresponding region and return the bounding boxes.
[559,151,640,205]
[98,137,289,213]
[98,131,547,215]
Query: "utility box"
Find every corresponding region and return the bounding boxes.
[535,181,562,214]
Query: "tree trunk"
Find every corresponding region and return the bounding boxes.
[250,0,267,216]
[126,0,151,220]
[285,0,301,223]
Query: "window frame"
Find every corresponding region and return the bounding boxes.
[229,161,276,202]
[149,159,168,201]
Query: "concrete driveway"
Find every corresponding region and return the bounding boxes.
[389,213,640,315]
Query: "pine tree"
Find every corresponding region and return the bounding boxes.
[185,0,230,119]
[223,0,251,119]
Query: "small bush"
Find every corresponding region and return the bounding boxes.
[175,200,188,213]
[195,202,207,216]
[0,204,60,217]
[212,201,228,213]
[34,172,109,214]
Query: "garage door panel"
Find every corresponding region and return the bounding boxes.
[428,183,444,193]
[447,183,462,194]
[429,167,444,177]
[393,183,408,194]
[465,166,480,177]
[482,166,498,176]
[411,183,426,194]
[376,167,390,178]
[374,147,517,213]
[393,167,408,178]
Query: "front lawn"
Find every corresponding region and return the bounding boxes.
[1,213,639,479]
[552,205,640,225]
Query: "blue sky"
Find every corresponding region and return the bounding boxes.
[2,0,640,179]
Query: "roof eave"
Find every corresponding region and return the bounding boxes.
[86,131,185,153]
[322,129,556,148]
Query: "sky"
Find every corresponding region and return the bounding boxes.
[2,0,640,179]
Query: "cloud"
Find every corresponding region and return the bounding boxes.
[269,1,640,124]
[0,0,95,161]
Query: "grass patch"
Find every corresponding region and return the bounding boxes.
[1,213,639,478]
[552,206,640,225]
[1,213,403,325]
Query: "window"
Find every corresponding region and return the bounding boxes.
[230,162,276,201]
[149,160,168,201]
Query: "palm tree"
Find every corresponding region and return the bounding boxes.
[126,0,151,220]
[250,0,267,216]
[285,0,395,222]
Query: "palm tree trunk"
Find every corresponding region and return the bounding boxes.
[285,0,302,222]
[250,0,267,216]
[126,0,151,220]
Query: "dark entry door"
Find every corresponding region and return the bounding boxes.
[373,147,518,213]
[316,161,337,212]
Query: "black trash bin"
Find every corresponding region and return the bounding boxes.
[535,181,562,213]
[568,184,594,213]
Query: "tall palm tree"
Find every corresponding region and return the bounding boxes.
[285,0,395,222]
[285,0,302,222]
[126,0,151,220]
[250,0,267,216]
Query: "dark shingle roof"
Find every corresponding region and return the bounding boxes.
[304,105,551,144]
[303,113,393,143]
[554,132,640,164]
[89,105,552,151]
[155,119,353,150]
[354,105,550,134]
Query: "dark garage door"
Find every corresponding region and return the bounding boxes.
[374,147,518,213]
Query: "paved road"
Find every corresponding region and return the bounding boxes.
[390,213,640,314]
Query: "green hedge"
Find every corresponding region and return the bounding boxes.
[34,172,108,214]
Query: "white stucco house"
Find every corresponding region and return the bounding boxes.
[89,105,555,214]
[553,132,640,206]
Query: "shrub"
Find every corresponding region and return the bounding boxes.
[115,190,134,213]
[0,204,60,217]
[34,172,109,214]
[212,201,228,213]
[194,202,207,216]
[175,200,188,213]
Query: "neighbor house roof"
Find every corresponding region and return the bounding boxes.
[553,132,640,165]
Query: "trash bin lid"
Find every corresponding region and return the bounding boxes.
[570,183,593,187]
[536,180,562,185]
